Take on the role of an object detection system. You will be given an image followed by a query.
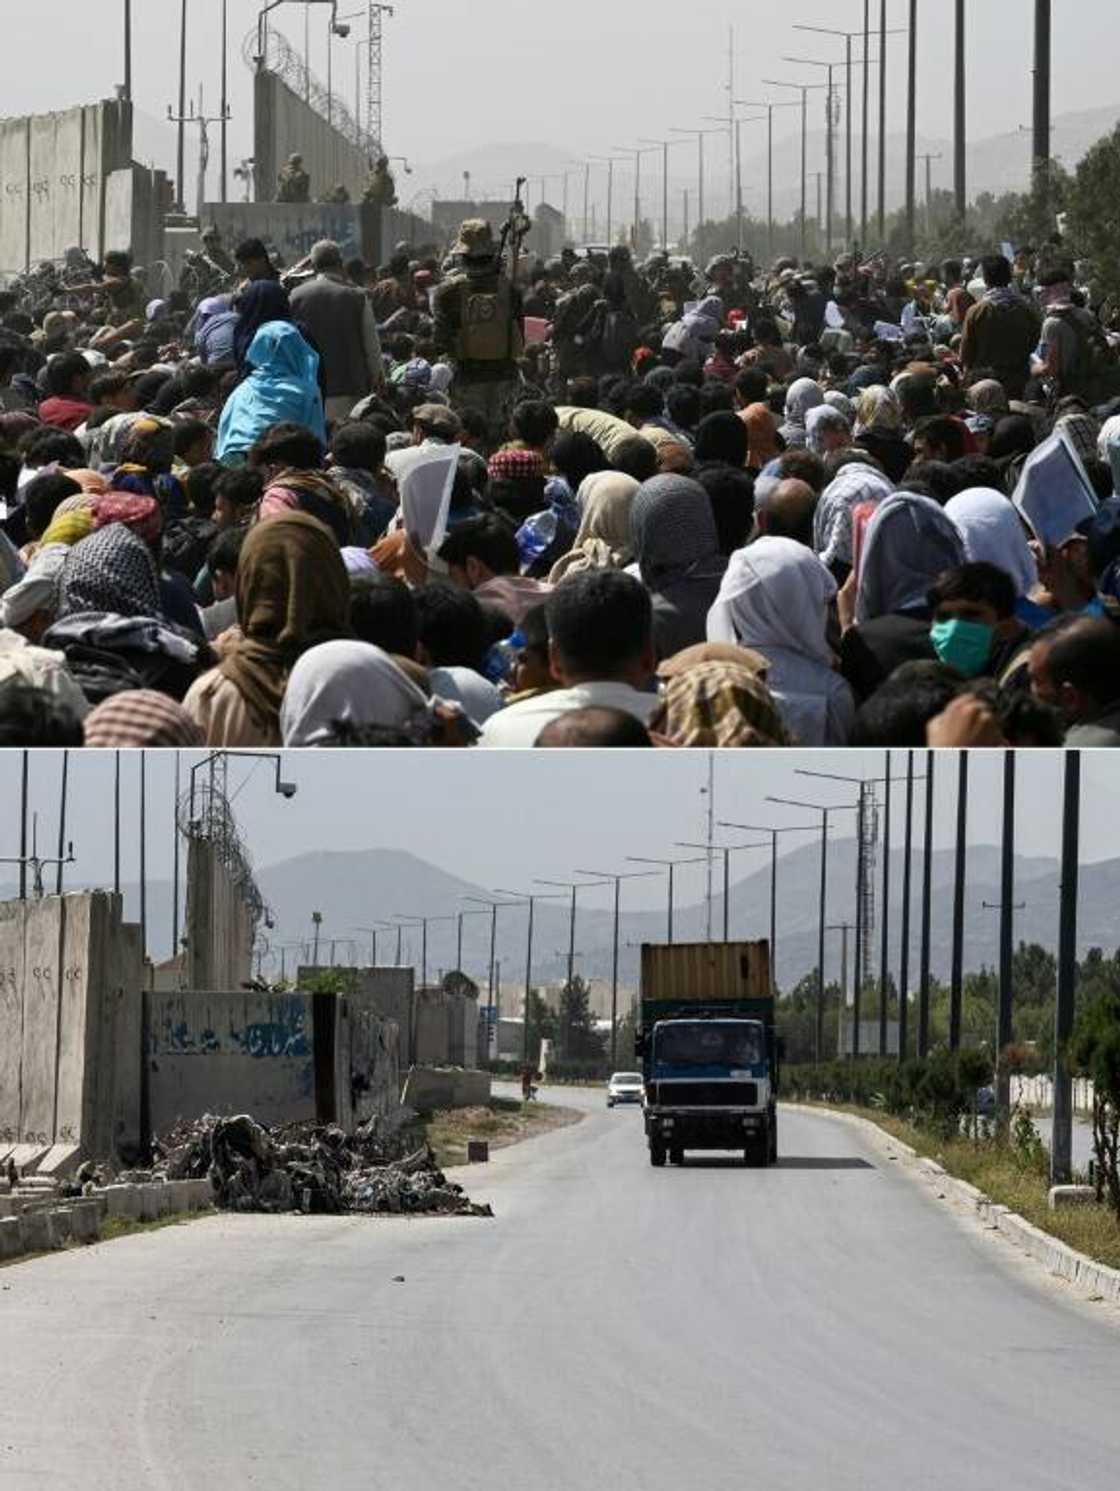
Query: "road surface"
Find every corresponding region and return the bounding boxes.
[1,1091,1118,1491]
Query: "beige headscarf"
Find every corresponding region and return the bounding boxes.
[549,473,640,585]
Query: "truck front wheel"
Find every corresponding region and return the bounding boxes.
[649,1141,667,1167]
[744,1131,769,1168]
[669,1146,684,1166]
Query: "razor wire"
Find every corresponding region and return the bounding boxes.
[177,784,274,948]
[241,25,381,160]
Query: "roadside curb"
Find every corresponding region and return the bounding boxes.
[784,1103,1120,1307]
[0,1177,214,1265]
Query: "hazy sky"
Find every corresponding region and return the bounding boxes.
[8,748,1115,917]
[5,1,1118,218]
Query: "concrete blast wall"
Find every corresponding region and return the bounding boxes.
[298,965,415,1064]
[0,892,143,1170]
[145,987,399,1135]
[0,99,134,276]
[185,837,254,994]
[255,71,371,208]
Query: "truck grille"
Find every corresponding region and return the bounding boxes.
[650,1081,758,1107]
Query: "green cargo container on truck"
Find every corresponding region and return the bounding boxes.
[636,940,780,1168]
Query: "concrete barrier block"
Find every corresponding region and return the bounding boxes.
[1049,1185,1097,1210]
[69,1201,100,1243]
[0,1217,23,1259]
[163,1180,192,1215]
[0,1196,17,1219]
[102,1184,141,1220]
[35,1143,82,1178]
[185,1178,214,1210]
[48,1208,72,1245]
[18,1209,55,1252]
[467,1140,489,1164]
[138,1184,160,1221]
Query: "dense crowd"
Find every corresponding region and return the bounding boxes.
[2,220,1120,749]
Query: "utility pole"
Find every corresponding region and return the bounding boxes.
[905,0,917,252]
[1032,0,1051,205]
[861,0,870,244]
[176,0,188,212]
[949,752,968,1051]
[877,0,887,243]
[954,0,966,223]
[123,0,133,101]
[828,924,854,1056]
[1051,753,1079,1186]
[220,0,229,203]
[879,752,892,1057]
[19,752,28,902]
[168,95,232,217]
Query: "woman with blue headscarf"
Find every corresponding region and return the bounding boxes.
[217,322,326,463]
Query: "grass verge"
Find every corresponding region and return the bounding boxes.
[421,1097,581,1170]
[1,1207,214,1271]
[809,1102,1120,1274]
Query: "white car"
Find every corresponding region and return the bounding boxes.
[607,1072,645,1108]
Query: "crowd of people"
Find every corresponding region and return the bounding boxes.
[2,217,1120,750]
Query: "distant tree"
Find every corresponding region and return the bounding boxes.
[1066,124,1120,307]
[560,975,605,1062]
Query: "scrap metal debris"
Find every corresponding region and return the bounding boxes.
[150,1113,493,1219]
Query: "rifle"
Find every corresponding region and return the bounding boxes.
[500,176,532,362]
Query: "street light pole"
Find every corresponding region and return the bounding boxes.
[954,0,966,222]
[1033,0,1052,204]
[918,750,935,1057]
[879,751,892,1058]
[898,751,915,1061]
[767,798,859,1065]
[738,99,801,262]
[574,870,662,1067]
[676,842,771,944]
[763,80,830,259]
[718,823,819,996]
[949,752,968,1051]
[997,754,1016,1117]
[1051,752,1080,1187]
[624,857,707,947]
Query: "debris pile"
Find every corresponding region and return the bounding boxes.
[151,1113,493,1219]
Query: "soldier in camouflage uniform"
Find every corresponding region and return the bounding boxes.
[277,153,311,204]
[432,219,524,445]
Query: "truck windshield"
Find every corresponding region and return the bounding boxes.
[654,1024,763,1068]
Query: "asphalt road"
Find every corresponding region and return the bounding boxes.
[2,1091,1118,1491]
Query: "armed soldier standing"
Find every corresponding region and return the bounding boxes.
[433,218,524,443]
[277,153,311,203]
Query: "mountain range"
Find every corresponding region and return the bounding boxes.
[12,836,1113,1005]
[412,103,1120,229]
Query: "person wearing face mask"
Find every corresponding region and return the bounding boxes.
[926,563,1034,690]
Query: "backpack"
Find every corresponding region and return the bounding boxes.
[457,277,523,363]
[1049,305,1114,400]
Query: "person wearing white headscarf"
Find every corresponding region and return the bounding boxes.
[944,488,1039,598]
[707,536,855,746]
[280,640,437,746]
[778,378,825,449]
[813,462,895,574]
[840,492,966,700]
[549,472,639,584]
[1098,413,1120,496]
